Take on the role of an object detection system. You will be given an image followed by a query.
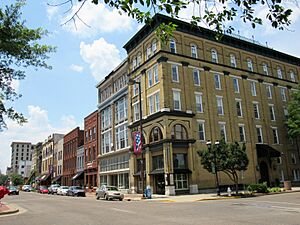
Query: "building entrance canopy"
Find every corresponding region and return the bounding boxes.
[72,171,84,180]
[256,144,281,158]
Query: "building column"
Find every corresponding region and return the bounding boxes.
[145,147,151,190]
[164,142,175,196]
[188,143,198,194]
[129,152,137,193]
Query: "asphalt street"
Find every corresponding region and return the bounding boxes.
[1,191,300,225]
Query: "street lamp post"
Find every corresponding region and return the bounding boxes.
[206,140,221,196]
[128,78,145,197]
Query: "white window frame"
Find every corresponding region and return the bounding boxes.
[271,127,279,144]
[219,122,227,141]
[256,125,263,143]
[170,39,176,53]
[191,44,197,58]
[262,63,269,75]
[292,169,300,181]
[152,40,157,54]
[266,84,272,99]
[233,78,240,93]
[277,67,283,79]
[147,69,153,88]
[214,74,221,90]
[193,69,201,86]
[230,54,237,67]
[291,153,297,164]
[269,104,276,121]
[280,87,287,101]
[153,64,159,84]
[148,92,160,114]
[173,89,181,111]
[253,102,260,119]
[133,101,141,122]
[238,124,246,142]
[290,70,296,82]
[236,99,243,117]
[247,58,253,71]
[211,49,218,63]
[195,92,203,113]
[250,80,257,96]
[115,123,128,150]
[216,96,224,115]
[174,174,189,190]
[171,64,179,82]
[197,120,206,141]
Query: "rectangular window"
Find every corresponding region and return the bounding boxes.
[256,126,263,143]
[174,174,188,190]
[153,64,159,84]
[266,85,272,99]
[172,65,179,82]
[173,90,181,110]
[147,70,153,87]
[262,63,269,75]
[152,155,164,170]
[250,81,257,96]
[277,68,283,79]
[253,103,260,119]
[101,107,112,130]
[193,69,200,86]
[195,93,203,113]
[291,153,297,164]
[238,125,246,142]
[115,97,127,123]
[198,121,205,141]
[283,107,289,120]
[148,95,154,114]
[233,78,240,93]
[219,123,227,141]
[292,169,300,181]
[216,96,224,115]
[247,59,253,71]
[230,55,236,67]
[280,88,287,101]
[133,102,141,122]
[272,128,279,144]
[191,45,197,58]
[290,71,296,82]
[214,74,221,90]
[269,105,276,121]
[115,124,128,150]
[280,169,284,182]
[236,100,243,117]
[148,92,160,114]
[101,131,112,154]
[133,78,140,96]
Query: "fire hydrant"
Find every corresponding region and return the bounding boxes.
[227,187,232,196]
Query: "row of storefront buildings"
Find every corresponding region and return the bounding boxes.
[8,14,300,195]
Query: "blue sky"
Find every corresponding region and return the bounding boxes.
[0,0,300,173]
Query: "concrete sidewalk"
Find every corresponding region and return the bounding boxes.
[0,202,19,215]
[86,187,300,202]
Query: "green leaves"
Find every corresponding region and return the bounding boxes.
[287,84,300,139]
[0,0,55,130]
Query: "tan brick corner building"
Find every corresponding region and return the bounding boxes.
[124,14,300,195]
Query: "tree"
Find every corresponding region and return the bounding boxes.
[54,0,295,39]
[0,174,9,186]
[287,84,300,159]
[0,0,55,131]
[198,139,249,195]
[10,173,24,186]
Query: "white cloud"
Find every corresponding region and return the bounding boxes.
[70,64,84,73]
[11,80,20,93]
[80,38,122,81]
[46,4,59,21]
[0,105,80,173]
[61,1,133,37]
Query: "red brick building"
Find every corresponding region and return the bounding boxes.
[84,110,99,190]
[63,127,84,186]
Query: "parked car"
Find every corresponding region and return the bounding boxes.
[8,186,19,195]
[39,186,49,194]
[66,186,86,197]
[48,184,60,194]
[96,185,124,201]
[57,186,69,196]
[22,185,32,192]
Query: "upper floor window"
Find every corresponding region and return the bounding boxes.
[211,49,218,63]
[152,40,157,54]
[232,78,240,93]
[236,99,243,117]
[277,67,283,79]
[290,70,296,82]
[115,124,128,150]
[148,92,160,114]
[266,84,272,99]
[197,121,206,141]
[269,105,276,121]
[247,58,253,71]
[173,153,188,169]
[216,96,224,115]
[170,39,176,53]
[149,127,163,143]
[191,44,197,58]
[173,90,181,110]
[147,69,153,87]
[214,74,221,90]
[253,102,260,119]
[115,97,127,123]
[101,107,112,130]
[195,93,203,113]
[171,124,188,140]
[193,69,200,86]
[101,131,112,154]
[256,126,263,143]
[133,102,141,122]
[230,54,237,67]
[133,77,140,96]
[219,122,227,141]
[238,124,246,142]
[172,64,179,82]
[280,87,287,101]
[152,155,164,170]
[250,81,257,96]
[291,153,297,164]
[153,64,159,84]
[272,127,279,144]
[262,63,269,75]
[146,45,152,60]
[132,57,137,71]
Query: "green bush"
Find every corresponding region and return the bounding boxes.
[268,187,281,193]
[247,182,269,193]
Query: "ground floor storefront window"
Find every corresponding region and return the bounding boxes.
[174,173,188,190]
[100,173,129,189]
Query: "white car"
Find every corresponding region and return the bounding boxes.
[57,186,69,196]
[96,185,124,201]
[22,185,32,192]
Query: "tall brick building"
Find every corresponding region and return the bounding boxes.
[124,14,300,195]
[63,127,84,186]
[84,110,99,189]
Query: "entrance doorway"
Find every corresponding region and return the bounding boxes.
[259,161,270,186]
[155,174,165,194]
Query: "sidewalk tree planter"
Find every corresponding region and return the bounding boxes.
[198,139,249,195]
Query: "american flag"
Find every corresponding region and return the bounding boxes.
[133,131,142,155]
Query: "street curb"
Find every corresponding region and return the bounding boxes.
[0,206,19,216]
[197,196,241,201]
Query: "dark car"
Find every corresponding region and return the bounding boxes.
[8,186,19,195]
[66,186,86,197]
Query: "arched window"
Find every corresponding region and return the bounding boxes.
[247,58,253,71]
[171,124,188,140]
[152,39,157,54]
[230,54,236,67]
[290,70,296,82]
[211,49,218,63]
[132,56,137,71]
[262,62,269,75]
[277,67,283,79]
[146,44,152,60]
[149,127,163,143]
[137,52,142,66]
[191,44,197,58]
[170,39,176,53]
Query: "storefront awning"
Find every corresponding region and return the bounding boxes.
[72,171,84,180]
[149,169,164,175]
[40,173,51,181]
[174,168,192,174]
[52,175,62,183]
[256,144,281,158]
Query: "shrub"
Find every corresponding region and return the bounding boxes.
[247,182,268,193]
[268,187,281,193]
